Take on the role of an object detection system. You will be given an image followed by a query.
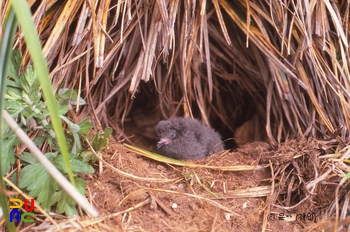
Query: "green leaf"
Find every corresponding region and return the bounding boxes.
[17,152,38,164]
[58,104,69,115]
[18,162,58,209]
[23,65,41,102]
[60,115,81,153]
[4,83,22,100]
[52,177,86,216]
[71,131,81,154]
[60,115,80,132]
[0,133,17,175]
[57,89,86,106]
[90,127,113,151]
[8,50,22,79]
[18,152,55,165]
[19,163,47,189]
[8,172,18,185]
[69,98,86,106]
[53,154,94,174]
[49,191,61,206]
[36,177,58,209]
[57,191,77,216]
[80,151,98,163]
[78,117,93,135]
[74,177,87,195]
[5,100,25,117]
[32,136,46,146]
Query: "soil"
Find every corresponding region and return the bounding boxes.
[84,138,337,231]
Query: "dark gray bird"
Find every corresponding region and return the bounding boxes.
[156,117,224,160]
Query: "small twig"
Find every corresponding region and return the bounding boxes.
[80,198,151,226]
[119,187,238,215]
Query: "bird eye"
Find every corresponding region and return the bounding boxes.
[169,130,177,139]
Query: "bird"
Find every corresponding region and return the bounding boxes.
[155,117,224,160]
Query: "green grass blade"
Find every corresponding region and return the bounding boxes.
[124,144,267,171]
[11,0,75,185]
[0,7,18,232]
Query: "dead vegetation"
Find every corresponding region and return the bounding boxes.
[1,0,350,231]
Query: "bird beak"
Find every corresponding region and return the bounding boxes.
[157,137,171,149]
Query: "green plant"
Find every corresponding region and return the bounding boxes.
[81,127,113,163]
[4,50,95,216]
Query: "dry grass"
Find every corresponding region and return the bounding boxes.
[3,0,348,145]
[1,0,350,231]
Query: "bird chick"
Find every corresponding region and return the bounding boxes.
[156,117,224,160]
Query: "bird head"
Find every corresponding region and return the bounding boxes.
[156,118,186,149]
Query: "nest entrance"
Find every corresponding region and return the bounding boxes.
[120,77,265,150]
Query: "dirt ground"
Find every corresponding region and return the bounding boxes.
[83,137,342,232]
